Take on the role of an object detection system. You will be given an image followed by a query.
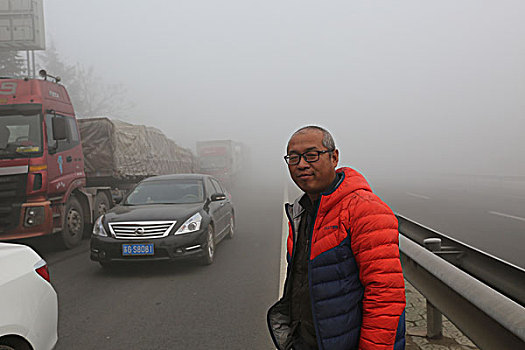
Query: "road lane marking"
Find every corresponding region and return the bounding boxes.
[500,193,525,201]
[406,192,431,200]
[488,211,525,223]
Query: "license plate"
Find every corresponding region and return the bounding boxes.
[122,243,154,256]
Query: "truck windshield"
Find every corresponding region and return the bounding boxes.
[0,114,43,159]
[125,180,205,205]
[199,155,227,169]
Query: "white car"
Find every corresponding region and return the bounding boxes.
[0,243,58,350]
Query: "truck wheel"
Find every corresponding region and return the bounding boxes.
[61,196,84,248]
[94,192,111,218]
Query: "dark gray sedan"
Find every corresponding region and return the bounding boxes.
[90,174,234,267]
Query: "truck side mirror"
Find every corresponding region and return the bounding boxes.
[52,117,67,141]
[114,194,123,204]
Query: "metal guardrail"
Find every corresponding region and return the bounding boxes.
[397,215,525,350]
[397,215,525,306]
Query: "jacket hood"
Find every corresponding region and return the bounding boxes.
[287,167,372,226]
[289,167,371,208]
[333,167,372,196]
[316,167,372,217]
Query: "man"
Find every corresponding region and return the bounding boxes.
[267,126,406,350]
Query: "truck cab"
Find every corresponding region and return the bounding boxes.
[196,140,244,189]
[0,76,110,248]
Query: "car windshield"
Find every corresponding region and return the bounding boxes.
[0,114,43,159]
[124,179,205,205]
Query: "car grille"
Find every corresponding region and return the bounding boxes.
[108,221,176,239]
[0,174,27,233]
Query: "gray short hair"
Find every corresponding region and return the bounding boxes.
[289,125,336,151]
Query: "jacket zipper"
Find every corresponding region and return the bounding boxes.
[308,197,323,350]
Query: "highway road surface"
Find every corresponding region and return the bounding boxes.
[16,171,523,350]
[23,177,283,350]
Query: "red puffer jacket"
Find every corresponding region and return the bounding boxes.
[268,167,406,350]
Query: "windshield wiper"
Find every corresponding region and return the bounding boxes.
[123,202,158,206]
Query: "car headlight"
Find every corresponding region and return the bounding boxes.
[175,212,202,235]
[92,215,108,237]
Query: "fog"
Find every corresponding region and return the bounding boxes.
[44,1,525,182]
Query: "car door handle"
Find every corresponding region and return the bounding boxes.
[66,156,72,162]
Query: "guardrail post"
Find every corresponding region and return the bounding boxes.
[423,238,443,339]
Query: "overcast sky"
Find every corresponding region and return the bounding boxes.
[42,1,525,179]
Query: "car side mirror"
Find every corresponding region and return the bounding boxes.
[211,193,226,201]
[52,117,67,141]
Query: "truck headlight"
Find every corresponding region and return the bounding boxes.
[175,213,202,235]
[24,206,45,227]
[92,215,108,237]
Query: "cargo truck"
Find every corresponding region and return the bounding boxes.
[0,72,195,248]
[196,140,245,188]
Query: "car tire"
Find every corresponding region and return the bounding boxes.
[227,214,235,239]
[60,196,85,249]
[0,337,31,350]
[201,225,215,265]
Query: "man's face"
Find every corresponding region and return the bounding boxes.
[286,130,339,198]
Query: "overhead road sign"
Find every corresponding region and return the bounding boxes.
[0,0,45,51]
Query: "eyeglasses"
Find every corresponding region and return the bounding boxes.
[284,149,334,165]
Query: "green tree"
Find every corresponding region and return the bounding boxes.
[0,50,26,77]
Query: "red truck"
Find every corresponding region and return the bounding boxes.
[196,140,245,189]
[0,73,195,248]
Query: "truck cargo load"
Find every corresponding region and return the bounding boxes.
[78,117,195,187]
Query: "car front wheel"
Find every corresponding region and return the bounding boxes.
[0,337,31,350]
[201,225,215,265]
[227,214,234,239]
